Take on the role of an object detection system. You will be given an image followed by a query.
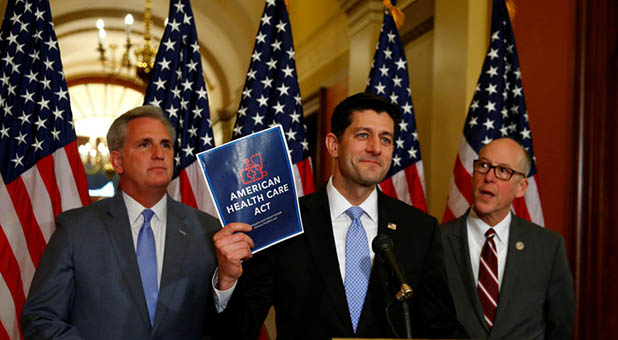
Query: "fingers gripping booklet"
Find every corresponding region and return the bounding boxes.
[197,126,304,253]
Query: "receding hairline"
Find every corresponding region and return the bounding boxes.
[479,138,531,175]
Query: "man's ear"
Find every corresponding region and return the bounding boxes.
[514,177,529,198]
[325,132,339,159]
[110,150,124,175]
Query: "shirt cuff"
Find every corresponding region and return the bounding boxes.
[212,267,237,313]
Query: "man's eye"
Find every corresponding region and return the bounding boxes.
[498,167,511,174]
[381,137,393,144]
[162,142,172,149]
[479,162,490,168]
[357,133,368,139]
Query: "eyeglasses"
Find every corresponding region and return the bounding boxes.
[473,159,527,181]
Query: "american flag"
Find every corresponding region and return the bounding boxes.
[0,0,90,339]
[231,0,315,197]
[442,0,544,225]
[144,0,216,216]
[366,4,427,212]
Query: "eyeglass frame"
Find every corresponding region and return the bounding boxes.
[472,159,527,181]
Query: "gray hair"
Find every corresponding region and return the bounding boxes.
[106,105,176,152]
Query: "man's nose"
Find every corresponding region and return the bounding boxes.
[366,135,382,154]
[152,144,164,159]
[484,166,498,182]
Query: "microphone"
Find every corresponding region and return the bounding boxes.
[372,234,414,301]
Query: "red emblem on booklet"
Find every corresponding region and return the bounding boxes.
[240,153,268,185]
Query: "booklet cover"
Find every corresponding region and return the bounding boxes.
[196,126,304,253]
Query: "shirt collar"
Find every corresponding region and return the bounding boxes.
[122,191,168,227]
[467,210,511,245]
[326,177,378,222]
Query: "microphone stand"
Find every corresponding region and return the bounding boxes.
[395,283,414,339]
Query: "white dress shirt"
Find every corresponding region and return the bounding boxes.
[123,192,167,288]
[213,177,380,311]
[326,177,378,281]
[466,210,511,289]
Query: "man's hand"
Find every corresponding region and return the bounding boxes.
[214,223,254,290]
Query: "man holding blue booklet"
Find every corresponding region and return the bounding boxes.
[213,93,467,339]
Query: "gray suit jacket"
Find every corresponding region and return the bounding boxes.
[441,213,574,340]
[21,192,220,340]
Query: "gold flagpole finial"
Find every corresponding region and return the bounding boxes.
[383,0,405,28]
[505,0,517,23]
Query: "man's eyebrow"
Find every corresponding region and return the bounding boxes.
[353,126,394,135]
[478,157,514,167]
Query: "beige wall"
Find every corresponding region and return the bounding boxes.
[425,0,489,218]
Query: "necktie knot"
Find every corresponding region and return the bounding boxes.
[142,209,155,224]
[345,206,364,221]
[485,228,496,239]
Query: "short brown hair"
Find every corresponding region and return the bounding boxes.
[106,105,176,152]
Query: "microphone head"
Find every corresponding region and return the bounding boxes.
[372,233,394,253]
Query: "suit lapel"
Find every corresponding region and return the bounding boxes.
[446,216,488,333]
[302,187,354,332]
[492,215,525,336]
[103,193,152,328]
[152,198,190,334]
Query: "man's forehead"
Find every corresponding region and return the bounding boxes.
[127,118,170,136]
[479,139,524,164]
[349,110,394,131]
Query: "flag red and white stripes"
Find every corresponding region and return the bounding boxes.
[0,148,90,339]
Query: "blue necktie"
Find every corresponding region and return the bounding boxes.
[137,209,158,326]
[344,206,371,333]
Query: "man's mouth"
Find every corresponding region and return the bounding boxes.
[360,159,382,167]
[479,189,495,198]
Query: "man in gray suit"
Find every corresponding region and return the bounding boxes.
[21,106,221,339]
[441,137,574,340]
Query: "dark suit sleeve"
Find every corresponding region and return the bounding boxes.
[410,218,469,339]
[213,248,275,340]
[21,216,84,340]
[545,236,574,340]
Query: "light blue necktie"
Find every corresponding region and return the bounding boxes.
[137,209,158,326]
[344,206,371,333]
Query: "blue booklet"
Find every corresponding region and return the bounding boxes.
[196,126,304,253]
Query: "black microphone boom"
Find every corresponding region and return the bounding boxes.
[372,234,414,301]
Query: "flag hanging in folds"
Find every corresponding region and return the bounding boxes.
[442,0,544,225]
[144,0,217,216]
[232,0,315,197]
[366,2,427,212]
[0,0,90,339]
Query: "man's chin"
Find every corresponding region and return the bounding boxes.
[358,173,387,187]
[147,177,172,189]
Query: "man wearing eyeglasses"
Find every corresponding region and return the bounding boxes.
[441,137,574,340]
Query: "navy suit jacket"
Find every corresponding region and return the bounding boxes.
[217,186,466,339]
[21,193,221,340]
[441,213,574,340]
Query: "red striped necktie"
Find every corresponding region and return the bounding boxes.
[477,228,499,330]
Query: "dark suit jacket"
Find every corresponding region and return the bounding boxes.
[441,213,574,340]
[217,186,466,339]
[21,192,221,340]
